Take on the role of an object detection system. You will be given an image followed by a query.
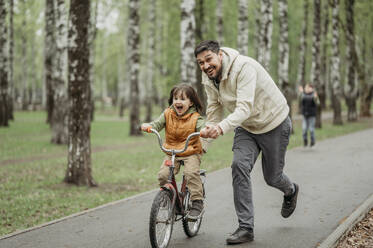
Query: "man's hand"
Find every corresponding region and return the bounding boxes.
[200,125,223,139]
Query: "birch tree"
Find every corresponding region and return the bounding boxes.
[128,0,142,135]
[88,0,98,121]
[65,0,96,186]
[254,2,261,59]
[145,0,156,122]
[45,0,55,123]
[51,0,68,144]
[195,0,206,113]
[100,35,108,110]
[278,0,291,116]
[296,0,308,89]
[180,0,196,86]
[8,0,14,120]
[310,0,322,128]
[0,0,9,127]
[216,0,224,45]
[258,0,273,71]
[237,0,249,55]
[320,0,329,109]
[118,2,129,118]
[344,0,358,122]
[358,27,373,117]
[20,2,28,111]
[330,0,343,125]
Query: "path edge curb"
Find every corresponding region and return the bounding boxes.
[317,193,373,248]
[0,188,158,241]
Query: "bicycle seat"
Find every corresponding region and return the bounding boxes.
[199,169,206,177]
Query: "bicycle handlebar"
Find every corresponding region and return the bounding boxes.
[149,128,200,154]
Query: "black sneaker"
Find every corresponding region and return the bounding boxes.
[281,183,299,218]
[226,227,254,245]
[188,200,204,221]
[310,140,315,147]
[303,139,308,147]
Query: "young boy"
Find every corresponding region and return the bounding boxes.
[141,83,206,219]
[299,83,319,147]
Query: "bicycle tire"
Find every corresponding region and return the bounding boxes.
[149,190,175,248]
[182,189,203,237]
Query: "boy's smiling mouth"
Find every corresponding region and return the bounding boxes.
[175,105,185,114]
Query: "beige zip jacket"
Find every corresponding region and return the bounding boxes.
[202,47,289,134]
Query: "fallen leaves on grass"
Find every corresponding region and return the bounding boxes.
[336,208,373,248]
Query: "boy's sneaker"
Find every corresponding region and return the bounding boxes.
[303,139,308,147]
[281,183,299,218]
[188,200,204,221]
[310,140,315,147]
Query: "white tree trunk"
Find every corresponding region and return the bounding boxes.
[277,0,289,92]
[30,36,37,110]
[145,0,157,122]
[330,0,343,125]
[8,0,14,120]
[44,0,55,121]
[320,0,329,109]
[21,13,28,111]
[237,0,249,55]
[66,0,96,186]
[118,2,128,118]
[258,0,273,71]
[100,36,108,109]
[216,0,224,45]
[344,0,358,121]
[254,1,261,59]
[128,0,142,135]
[88,0,98,121]
[311,0,322,128]
[0,0,9,126]
[51,0,68,144]
[180,0,196,86]
[296,0,308,87]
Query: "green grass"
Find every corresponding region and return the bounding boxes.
[0,110,372,236]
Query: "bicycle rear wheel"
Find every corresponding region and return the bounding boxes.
[182,189,203,237]
[149,190,175,248]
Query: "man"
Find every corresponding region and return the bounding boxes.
[299,84,319,147]
[196,40,299,245]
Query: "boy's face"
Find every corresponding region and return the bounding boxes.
[173,91,193,116]
[305,84,313,94]
[196,50,223,81]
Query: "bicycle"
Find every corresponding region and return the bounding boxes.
[146,128,206,248]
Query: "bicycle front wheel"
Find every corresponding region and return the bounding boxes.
[149,190,175,248]
[182,189,203,237]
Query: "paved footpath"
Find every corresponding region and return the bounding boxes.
[1,129,373,248]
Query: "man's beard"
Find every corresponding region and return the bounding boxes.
[207,67,222,83]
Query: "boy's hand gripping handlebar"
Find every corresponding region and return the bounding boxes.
[148,128,200,155]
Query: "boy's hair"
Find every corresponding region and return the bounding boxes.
[168,83,203,114]
[194,40,220,57]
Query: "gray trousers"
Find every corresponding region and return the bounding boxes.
[302,116,316,144]
[231,116,294,230]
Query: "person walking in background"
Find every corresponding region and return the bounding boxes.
[196,40,299,245]
[299,84,319,147]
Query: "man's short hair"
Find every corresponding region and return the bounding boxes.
[194,40,220,57]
